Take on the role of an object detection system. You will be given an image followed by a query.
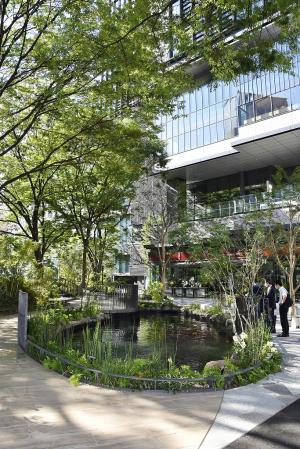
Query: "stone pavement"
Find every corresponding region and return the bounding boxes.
[223,398,300,449]
[0,316,222,449]
[200,324,300,449]
[1,315,299,449]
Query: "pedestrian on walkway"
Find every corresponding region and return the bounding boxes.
[265,279,276,333]
[275,280,290,337]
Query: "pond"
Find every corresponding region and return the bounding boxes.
[74,312,232,371]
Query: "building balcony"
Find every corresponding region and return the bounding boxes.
[187,187,300,221]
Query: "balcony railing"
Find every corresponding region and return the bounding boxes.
[188,188,300,221]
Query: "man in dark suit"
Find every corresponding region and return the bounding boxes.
[265,279,277,333]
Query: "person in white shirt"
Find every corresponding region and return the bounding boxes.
[275,280,289,337]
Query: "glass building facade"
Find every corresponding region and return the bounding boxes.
[159,53,300,157]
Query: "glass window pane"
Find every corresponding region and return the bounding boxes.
[172,0,180,16]
[279,72,285,93]
[274,71,281,93]
[173,136,179,155]
[269,71,275,94]
[210,104,217,123]
[255,96,272,120]
[210,123,217,143]
[291,85,300,110]
[203,126,210,145]
[191,130,197,149]
[196,88,202,110]
[216,84,223,103]
[265,73,271,95]
[197,128,203,147]
[173,118,178,136]
[231,117,238,137]
[224,119,232,139]
[166,121,172,139]
[230,97,237,117]
[167,139,172,156]
[190,91,197,112]
[209,87,216,105]
[223,82,230,99]
[203,86,209,107]
[178,117,184,134]
[272,89,291,115]
[261,74,267,97]
[283,72,290,90]
[229,81,237,98]
[223,98,231,119]
[184,132,190,151]
[238,102,254,126]
[197,109,203,127]
[184,92,190,114]
[184,115,190,132]
[190,111,197,130]
[216,102,223,122]
[217,121,225,141]
[178,134,184,152]
[203,107,209,125]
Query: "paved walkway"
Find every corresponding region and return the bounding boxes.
[1,316,299,449]
[200,324,300,449]
[223,398,300,449]
[0,316,222,449]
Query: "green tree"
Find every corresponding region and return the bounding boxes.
[177,218,267,333]
[133,177,178,295]
[49,126,159,291]
[0,165,68,265]
[265,166,300,316]
[1,0,299,190]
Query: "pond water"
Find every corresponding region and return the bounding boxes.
[74,312,232,371]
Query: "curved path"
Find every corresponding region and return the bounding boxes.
[0,316,222,449]
[200,324,300,449]
[1,316,299,449]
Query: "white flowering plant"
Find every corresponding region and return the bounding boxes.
[233,332,248,352]
[231,318,277,368]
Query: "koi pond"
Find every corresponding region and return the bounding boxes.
[74,312,232,370]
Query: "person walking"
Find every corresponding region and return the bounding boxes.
[265,279,276,333]
[275,280,290,337]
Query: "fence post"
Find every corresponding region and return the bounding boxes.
[18,290,28,350]
[132,285,138,309]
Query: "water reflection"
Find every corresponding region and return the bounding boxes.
[75,312,232,371]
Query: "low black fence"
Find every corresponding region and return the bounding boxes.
[26,338,267,392]
[91,284,138,313]
[18,291,274,392]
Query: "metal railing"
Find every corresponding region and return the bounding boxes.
[188,189,300,221]
[91,284,138,313]
[26,338,268,391]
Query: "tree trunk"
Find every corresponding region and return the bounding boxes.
[161,243,166,298]
[81,242,88,294]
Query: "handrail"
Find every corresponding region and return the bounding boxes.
[190,190,300,221]
[26,338,266,390]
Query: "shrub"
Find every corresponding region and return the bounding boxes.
[145,282,165,303]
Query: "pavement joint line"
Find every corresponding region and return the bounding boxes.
[2,314,300,449]
[0,315,222,449]
[199,323,300,449]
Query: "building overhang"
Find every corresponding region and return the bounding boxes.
[164,110,300,185]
